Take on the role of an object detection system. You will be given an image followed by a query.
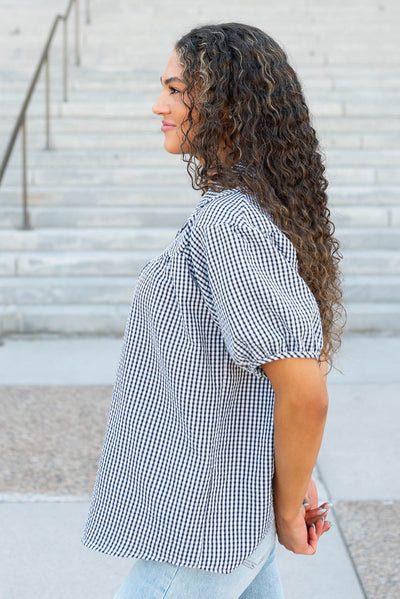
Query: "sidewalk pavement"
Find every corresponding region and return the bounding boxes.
[0,333,399,599]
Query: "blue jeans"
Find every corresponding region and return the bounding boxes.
[113,535,284,598]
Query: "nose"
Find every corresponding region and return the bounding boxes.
[152,91,170,116]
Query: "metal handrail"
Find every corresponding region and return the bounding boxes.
[0,0,91,229]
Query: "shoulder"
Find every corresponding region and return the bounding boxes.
[194,188,275,233]
[192,188,297,265]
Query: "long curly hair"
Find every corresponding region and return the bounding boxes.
[175,23,345,365]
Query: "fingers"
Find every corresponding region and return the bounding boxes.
[305,509,326,522]
[304,502,333,527]
[306,522,318,553]
[305,509,328,526]
[306,506,333,552]
[304,501,333,512]
[314,515,325,536]
[307,512,331,541]
[322,520,332,534]
[305,505,328,517]
[320,501,334,511]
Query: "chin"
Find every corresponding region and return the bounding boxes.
[164,141,181,154]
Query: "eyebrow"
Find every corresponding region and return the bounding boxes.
[160,76,185,86]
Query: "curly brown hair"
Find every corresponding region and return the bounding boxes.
[175,23,345,365]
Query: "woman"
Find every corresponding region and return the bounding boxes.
[82,23,344,598]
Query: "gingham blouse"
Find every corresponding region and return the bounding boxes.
[82,187,323,573]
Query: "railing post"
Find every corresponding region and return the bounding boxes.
[63,16,68,101]
[75,0,81,66]
[21,117,31,230]
[0,0,92,231]
[45,52,51,149]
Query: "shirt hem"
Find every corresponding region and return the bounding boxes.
[81,522,277,575]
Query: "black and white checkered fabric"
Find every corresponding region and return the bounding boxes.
[82,188,323,574]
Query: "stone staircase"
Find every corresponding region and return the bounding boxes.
[0,0,399,334]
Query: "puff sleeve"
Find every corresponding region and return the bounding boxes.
[189,221,323,378]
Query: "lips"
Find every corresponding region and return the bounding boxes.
[161,121,176,132]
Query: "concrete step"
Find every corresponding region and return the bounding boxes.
[0,117,160,135]
[2,274,400,306]
[3,87,400,103]
[328,185,400,206]
[0,74,83,95]
[0,186,200,207]
[341,250,400,275]
[313,116,400,133]
[1,248,399,278]
[376,170,400,184]
[0,47,64,64]
[4,150,189,169]
[75,43,400,65]
[0,188,398,216]
[2,165,393,186]
[344,102,400,117]
[0,277,136,305]
[326,167,379,185]
[6,77,400,94]
[77,39,400,59]
[338,228,400,250]
[0,101,355,119]
[77,15,399,33]
[9,9,395,29]
[2,302,400,335]
[38,52,400,69]
[0,133,163,152]
[343,275,400,302]
[0,201,195,225]
[0,251,157,277]
[322,79,400,90]
[0,304,128,335]
[0,166,190,186]
[359,134,400,149]
[0,227,177,251]
[67,65,400,80]
[1,206,399,231]
[0,207,193,229]
[0,130,400,152]
[3,131,400,153]
[4,65,398,88]
[4,148,400,169]
[332,208,393,228]
[5,225,400,253]
[326,150,400,167]
[2,96,395,119]
[345,303,400,332]
[1,115,399,135]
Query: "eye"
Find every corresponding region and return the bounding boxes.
[169,86,181,95]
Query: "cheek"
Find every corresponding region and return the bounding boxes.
[177,110,197,146]
[172,96,190,129]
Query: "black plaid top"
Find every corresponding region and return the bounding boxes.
[82,187,323,573]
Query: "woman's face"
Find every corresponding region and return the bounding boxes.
[152,50,191,154]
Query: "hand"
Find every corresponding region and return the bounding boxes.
[275,504,329,555]
[275,477,332,555]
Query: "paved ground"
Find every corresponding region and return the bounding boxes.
[0,333,399,598]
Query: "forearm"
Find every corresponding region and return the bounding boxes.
[262,358,328,522]
[273,389,327,521]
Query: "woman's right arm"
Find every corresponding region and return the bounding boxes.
[261,356,330,554]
